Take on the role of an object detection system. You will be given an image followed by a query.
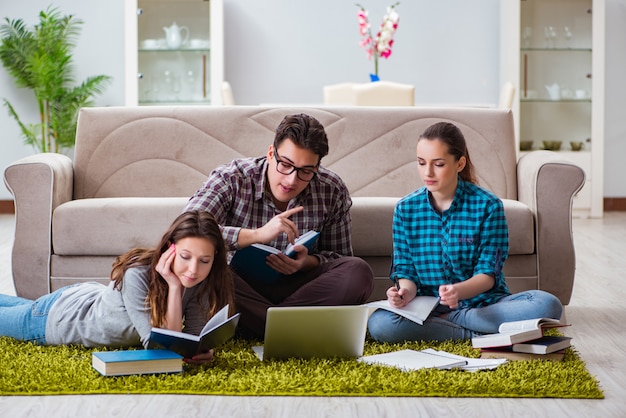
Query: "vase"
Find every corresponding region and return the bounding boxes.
[369,73,380,82]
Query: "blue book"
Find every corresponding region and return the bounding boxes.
[148,304,240,358]
[229,230,320,284]
[91,349,183,376]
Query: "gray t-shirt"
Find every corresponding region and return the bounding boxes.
[45,266,209,348]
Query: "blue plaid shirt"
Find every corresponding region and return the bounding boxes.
[391,178,510,308]
[184,156,353,262]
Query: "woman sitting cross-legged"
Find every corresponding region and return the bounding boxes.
[0,210,234,363]
[367,122,563,343]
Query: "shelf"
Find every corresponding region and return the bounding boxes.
[521,99,591,103]
[139,48,210,53]
[520,149,591,154]
[139,99,211,105]
[521,48,591,52]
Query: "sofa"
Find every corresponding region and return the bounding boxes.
[4,105,585,304]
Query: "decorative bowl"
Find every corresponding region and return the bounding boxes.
[542,141,562,151]
[519,140,534,151]
[570,141,584,151]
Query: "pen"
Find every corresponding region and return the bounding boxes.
[392,277,404,300]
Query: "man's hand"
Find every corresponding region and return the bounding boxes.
[266,244,318,275]
[238,206,304,248]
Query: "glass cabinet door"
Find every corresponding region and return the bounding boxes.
[519,0,593,152]
[137,0,212,105]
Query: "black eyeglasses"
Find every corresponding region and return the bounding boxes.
[274,149,318,182]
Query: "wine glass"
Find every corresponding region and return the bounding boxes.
[522,26,533,48]
[564,26,573,48]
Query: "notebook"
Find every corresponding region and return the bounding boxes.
[253,305,369,361]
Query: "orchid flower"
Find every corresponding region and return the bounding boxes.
[356,2,400,78]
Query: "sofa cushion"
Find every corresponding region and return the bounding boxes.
[52,198,188,255]
[350,197,533,257]
[53,196,534,259]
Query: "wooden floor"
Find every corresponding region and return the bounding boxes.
[1,213,624,417]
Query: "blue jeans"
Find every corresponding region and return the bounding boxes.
[0,288,66,345]
[367,290,563,343]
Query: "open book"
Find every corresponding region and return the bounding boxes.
[230,230,320,284]
[471,317,569,349]
[365,296,440,325]
[148,305,240,358]
[358,348,507,372]
[358,349,468,371]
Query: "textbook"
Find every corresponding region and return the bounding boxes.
[148,304,240,358]
[230,230,320,284]
[358,349,468,371]
[365,296,440,325]
[480,348,566,362]
[512,335,572,354]
[471,317,569,349]
[92,349,183,376]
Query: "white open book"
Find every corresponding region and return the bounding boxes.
[365,296,440,325]
[471,317,568,349]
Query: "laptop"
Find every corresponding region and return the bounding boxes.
[253,305,369,361]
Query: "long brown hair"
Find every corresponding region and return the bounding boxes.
[418,121,477,185]
[110,210,235,327]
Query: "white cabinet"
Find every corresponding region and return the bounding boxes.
[501,0,605,218]
[125,0,224,106]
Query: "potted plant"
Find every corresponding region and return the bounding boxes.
[0,6,111,153]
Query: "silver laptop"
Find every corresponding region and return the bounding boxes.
[253,305,369,361]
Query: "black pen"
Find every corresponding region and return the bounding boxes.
[392,277,404,300]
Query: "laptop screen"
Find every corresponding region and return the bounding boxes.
[259,305,369,360]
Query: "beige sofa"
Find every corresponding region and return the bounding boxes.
[4,106,585,304]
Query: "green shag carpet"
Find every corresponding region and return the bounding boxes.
[0,336,603,398]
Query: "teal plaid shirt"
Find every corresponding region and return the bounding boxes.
[391,178,510,308]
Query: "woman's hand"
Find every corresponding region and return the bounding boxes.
[386,278,416,308]
[155,244,182,291]
[439,284,459,309]
[156,244,184,331]
[184,349,214,365]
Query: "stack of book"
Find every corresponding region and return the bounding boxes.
[471,318,572,361]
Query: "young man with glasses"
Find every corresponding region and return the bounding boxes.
[184,113,374,339]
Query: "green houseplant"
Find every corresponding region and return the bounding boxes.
[0,6,111,153]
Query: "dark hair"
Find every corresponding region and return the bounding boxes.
[418,122,477,184]
[274,113,329,162]
[110,210,235,327]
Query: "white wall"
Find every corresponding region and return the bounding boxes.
[1,0,626,200]
[0,0,128,199]
[223,0,501,106]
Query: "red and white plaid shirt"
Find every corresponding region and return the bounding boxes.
[184,156,354,263]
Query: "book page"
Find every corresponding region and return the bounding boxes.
[251,243,280,254]
[200,304,230,336]
[284,230,319,256]
[497,317,563,333]
[365,296,440,325]
[358,349,467,371]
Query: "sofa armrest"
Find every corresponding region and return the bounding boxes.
[4,153,74,298]
[517,151,585,305]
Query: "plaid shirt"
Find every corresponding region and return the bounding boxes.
[391,179,510,308]
[184,156,353,262]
